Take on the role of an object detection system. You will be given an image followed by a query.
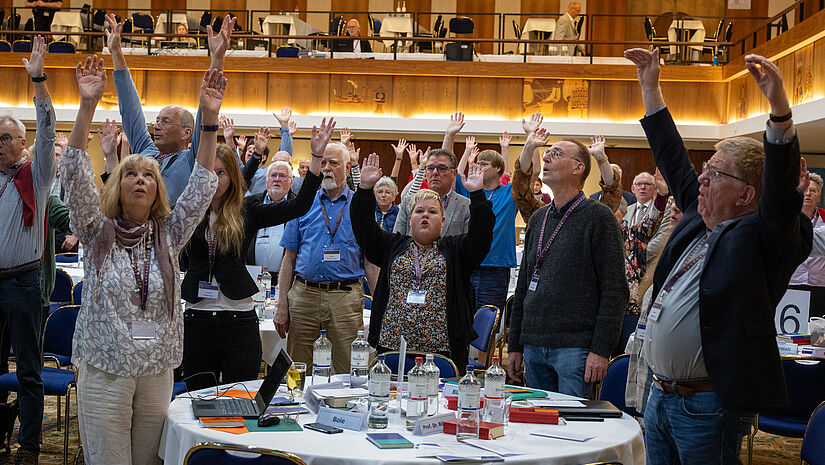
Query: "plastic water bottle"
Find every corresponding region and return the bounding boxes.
[253,276,266,321]
[406,357,428,430]
[423,354,440,416]
[483,357,507,424]
[368,354,391,429]
[312,330,332,385]
[261,267,272,305]
[350,330,370,387]
[457,365,481,441]
[401,1,407,13]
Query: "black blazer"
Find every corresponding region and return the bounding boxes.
[350,187,494,353]
[182,171,322,302]
[642,108,811,411]
[335,37,372,52]
[245,189,297,265]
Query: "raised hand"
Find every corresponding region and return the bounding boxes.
[288,121,298,136]
[311,117,336,156]
[220,116,235,143]
[589,135,606,162]
[499,131,511,147]
[254,127,270,154]
[104,14,122,53]
[207,14,235,59]
[420,146,431,166]
[359,153,383,189]
[340,127,352,145]
[521,111,543,134]
[798,156,810,194]
[23,35,46,79]
[468,146,479,165]
[274,106,292,129]
[55,132,68,150]
[199,68,227,116]
[76,55,107,103]
[446,112,465,136]
[97,118,119,158]
[462,163,484,192]
[525,127,550,149]
[624,48,660,90]
[464,135,477,153]
[347,142,360,165]
[745,54,791,116]
[236,134,247,149]
[391,139,408,159]
[407,143,420,169]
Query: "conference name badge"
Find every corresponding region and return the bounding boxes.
[528,273,539,292]
[406,290,427,305]
[131,320,158,340]
[197,281,219,299]
[648,302,663,322]
[323,249,341,262]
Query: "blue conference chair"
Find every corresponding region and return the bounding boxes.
[449,17,474,35]
[172,381,188,400]
[363,294,372,311]
[51,268,73,304]
[801,401,825,465]
[468,305,500,370]
[12,40,31,53]
[0,40,10,52]
[48,41,75,53]
[598,354,643,417]
[370,351,458,379]
[55,253,78,264]
[275,46,299,58]
[43,305,79,369]
[184,442,307,465]
[72,280,83,305]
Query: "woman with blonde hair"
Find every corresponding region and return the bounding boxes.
[61,56,221,464]
[180,117,333,389]
[351,154,494,373]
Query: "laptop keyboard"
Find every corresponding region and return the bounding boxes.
[216,398,258,416]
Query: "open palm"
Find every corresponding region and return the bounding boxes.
[199,68,226,114]
[76,55,106,102]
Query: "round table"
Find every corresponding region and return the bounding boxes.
[159,381,645,465]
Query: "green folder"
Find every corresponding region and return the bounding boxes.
[244,418,303,432]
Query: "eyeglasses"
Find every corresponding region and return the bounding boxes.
[268,173,290,180]
[0,134,23,145]
[425,164,451,173]
[544,147,583,163]
[633,182,654,188]
[149,117,183,128]
[702,161,750,185]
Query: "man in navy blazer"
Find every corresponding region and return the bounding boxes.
[625,47,811,465]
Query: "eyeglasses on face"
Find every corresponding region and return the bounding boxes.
[425,164,451,173]
[633,182,654,188]
[544,147,582,163]
[0,134,23,145]
[701,161,750,185]
[268,173,290,180]
[149,117,182,128]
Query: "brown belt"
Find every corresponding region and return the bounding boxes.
[653,375,714,397]
[295,276,358,291]
[0,259,42,280]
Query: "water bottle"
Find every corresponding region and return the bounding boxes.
[312,330,332,385]
[253,276,266,321]
[423,354,440,415]
[483,357,507,424]
[406,357,428,430]
[457,366,481,441]
[350,330,370,387]
[261,267,272,305]
[712,54,719,66]
[77,244,83,268]
[368,354,391,429]
[401,1,407,13]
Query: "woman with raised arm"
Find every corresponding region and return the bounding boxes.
[60,56,222,464]
[351,153,495,373]
[180,117,330,390]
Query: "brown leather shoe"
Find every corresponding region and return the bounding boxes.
[12,449,38,465]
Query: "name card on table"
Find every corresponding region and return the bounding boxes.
[413,412,455,436]
[305,381,345,414]
[316,406,367,431]
[442,383,459,397]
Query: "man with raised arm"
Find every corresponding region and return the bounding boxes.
[0,36,54,465]
[624,47,811,464]
[104,13,235,206]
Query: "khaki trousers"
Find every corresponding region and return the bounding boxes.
[286,279,364,375]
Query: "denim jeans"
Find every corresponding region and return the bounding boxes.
[182,309,262,391]
[0,269,44,452]
[523,345,590,397]
[644,384,742,465]
[469,266,510,313]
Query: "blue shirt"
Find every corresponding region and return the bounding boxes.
[280,186,364,282]
[456,177,517,268]
[291,176,304,194]
[375,203,399,232]
[114,68,202,206]
[244,128,294,196]
[254,193,288,273]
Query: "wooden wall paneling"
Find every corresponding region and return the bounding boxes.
[586,80,646,122]
[725,0,769,60]
[775,52,795,108]
[43,68,80,107]
[456,0,496,54]
[223,71,269,110]
[626,0,675,46]
[328,73,394,115]
[211,0,249,31]
[331,0,369,37]
[587,0,626,57]
[600,147,713,192]
[814,37,825,101]
[271,0,308,22]
[0,68,31,106]
[404,0,432,35]
[727,74,749,122]
[792,42,814,106]
[94,0,130,14]
[143,70,200,109]
[266,73,329,115]
[391,75,457,117]
[151,0,186,17]
[522,77,593,120]
[456,77,522,120]
[661,81,726,123]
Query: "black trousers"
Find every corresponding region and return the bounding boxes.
[182,309,262,391]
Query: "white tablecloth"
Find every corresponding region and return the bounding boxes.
[101,47,269,57]
[50,12,83,46]
[667,19,706,53]
[160,380,645,465]
[156,13,190,35]
[519,18,557,54]
[380,15,415,50]
[262,15,320,49]
[259,311,371,362]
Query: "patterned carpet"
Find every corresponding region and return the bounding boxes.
[0,392,805,465]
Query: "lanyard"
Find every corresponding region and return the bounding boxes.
[320,191,351,248]
[442,193,450,211]
[661,232,710,293]
[0,163,25,200]
[205,219,216,280]
[485,186,497,201]
[127,227,152,311]
[411,243,434,288]
[535,192,585,269]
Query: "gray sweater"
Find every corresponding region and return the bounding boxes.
[509,196,628,358]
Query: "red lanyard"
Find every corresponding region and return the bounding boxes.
[535,192,585,270]
[0,164,25,200]
[320,191,351,248]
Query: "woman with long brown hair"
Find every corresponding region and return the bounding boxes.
[180,118,335,389]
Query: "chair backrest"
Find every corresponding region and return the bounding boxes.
[644,17,653,40]
[92,9,106,28]
[723,22,733,42]
[470,305,500,357]
[72,280,83,305]
[184,441,307,465]
[51,269,73,304]
[449,17,474,35]
[80,4,91,15]
[363,294,372,310]
[48,41,75,53]
[709,19,723,40]
[777,359,825,418]
[576,15,585,35]
[408,352,458,378]
[598,354,643,417]
[212,16,223,33]
[43,305,79,358]
[200,11,212,29]
[433,15,443,36]
[0,41,10,52]
[502,294,514,332]
[24,18,33,31]
[55,253,78,263]
[360,276,370,295]
[12,14,21,30]
[372,18,381,34]
[275,46,299,58]
[512,19,521,39]
[122,19,133,34]
[132,13,154,32]
[801,401,825,465]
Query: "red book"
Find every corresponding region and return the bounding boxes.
[443,419,505,440]
[509,407,560,424]
[445,396,486,411]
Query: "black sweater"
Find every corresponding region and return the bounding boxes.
[182,171,322,302]
[350,187,495,351]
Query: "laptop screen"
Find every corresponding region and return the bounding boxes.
[256,349,293,408]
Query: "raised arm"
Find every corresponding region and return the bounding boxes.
[499,131,511,167]
[456,136,476,178]
[195,68,225,172]
[589,135,621,212]
[441,112,464,153]
[518,112,544,173]
[24,36,56,187]
[104,14,127,70]
[207,14,236,71]
[274,107,294,155]
[390,139,407,180]
[97,119,120,175]
[457,164,495,267]
[352,153,395,265]
[624,48,664,114]
[512,128,549,223]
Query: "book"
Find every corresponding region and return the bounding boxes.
[366,432,415,449]
[198,416,245,428]
[509,407,560,424]
[443,420,505,440]
[445,396,486,411]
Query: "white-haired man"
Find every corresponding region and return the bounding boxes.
[247,161,295,280]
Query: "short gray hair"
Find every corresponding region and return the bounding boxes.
[0,115,26,137]
[810,172,823,192]
[267,160,292,176]
[375,176,398,195]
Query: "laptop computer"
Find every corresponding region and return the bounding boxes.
[556,400,623,419]
[190,349,293,419]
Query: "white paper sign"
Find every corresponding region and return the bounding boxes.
[315,406,367,431]
[728,0,751,10]
[442,383,459,398]
[775,289,810,334]
[531,429,595,442]
[413,412,455,436]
